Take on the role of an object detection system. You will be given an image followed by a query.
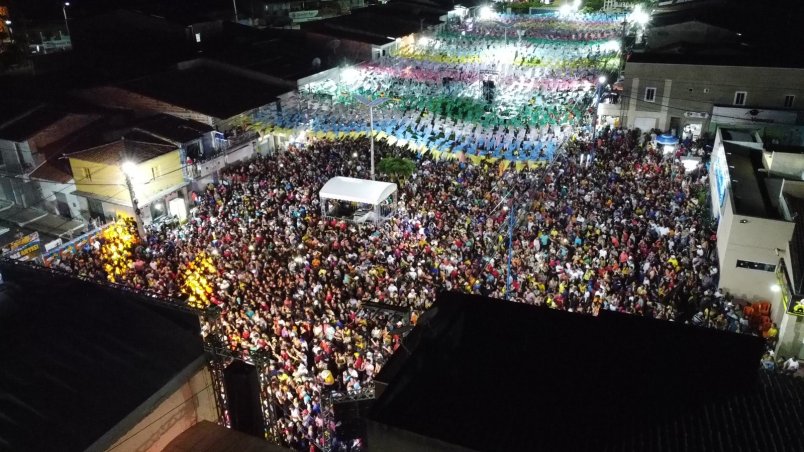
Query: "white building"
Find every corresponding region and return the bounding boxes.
[709,126,804,358]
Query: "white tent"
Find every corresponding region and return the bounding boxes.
[319,176,398,223]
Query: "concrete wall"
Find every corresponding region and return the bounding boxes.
[769,152,804,179]
[104,365,219,452]
[37,179,82,219]
[717,196,795,317]
[622,62,804,134]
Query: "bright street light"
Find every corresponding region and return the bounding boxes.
[63,2,71,37]
[629,4,650,26]
[598,75,607,84]
[121,161,138,176]
[478,6,495,21]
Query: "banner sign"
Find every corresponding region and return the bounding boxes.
[2,232,41,260]
[40,224,109,268]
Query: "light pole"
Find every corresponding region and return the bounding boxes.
[232,0,239,22]
[353,94,391,180]
[4,20,12,44]
[121,161,146,239]
[62,2,71,38]
[589,75,607,162]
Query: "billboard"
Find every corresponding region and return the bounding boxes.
[2,232,41,261]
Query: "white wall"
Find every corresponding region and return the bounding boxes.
[769,152,804,179]
[38,180,82,219]
[104,366,218,452]
[718,206,795,309]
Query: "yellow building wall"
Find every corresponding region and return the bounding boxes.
[68,150,184,205]
[69,158,130,202]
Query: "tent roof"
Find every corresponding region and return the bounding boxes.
[319,176,397,205]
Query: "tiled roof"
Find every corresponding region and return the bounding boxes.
[121,64,288,119]
[0,105,69,142]
[29,159,74,184]
[68,132,176,165]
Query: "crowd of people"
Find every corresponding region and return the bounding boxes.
[51,124,764,449]
[40,10,782,452]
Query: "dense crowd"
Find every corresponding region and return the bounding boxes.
[44,11,768,452]
[53,126,762,449]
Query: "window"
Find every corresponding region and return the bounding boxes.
[736,260,776,272]
[81,167,92,182]
[703,88,710,94]
[195,33,201,43]
[644,87,656,102]
[784,95,795,108]
[734,91,747,106]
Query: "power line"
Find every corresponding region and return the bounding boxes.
[106,382,215,451]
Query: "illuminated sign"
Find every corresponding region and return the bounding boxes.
[2,232,41,259]
[289,10,319,21]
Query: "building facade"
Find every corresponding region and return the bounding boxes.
[601,61,804,139]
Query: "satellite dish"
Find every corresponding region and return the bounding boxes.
[326,39,341,52]
[312,57,321,68]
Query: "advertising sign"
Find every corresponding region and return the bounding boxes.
[2,232,41,260]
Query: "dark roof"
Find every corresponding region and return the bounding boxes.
[368,292,793,452]
[121,63,288,119]
[722,141,781,219]
[303,6,442,45]
[68,132,176,165]
[0,99,42,128]
[29,158,74,184]
[304,25,395,46]
[0,261,203,452]
[135,113,214,144]
[202,24,336,82]
[0,105,69,141]
[633,1,804,68]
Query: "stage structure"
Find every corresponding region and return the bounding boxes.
[319,176,398,224]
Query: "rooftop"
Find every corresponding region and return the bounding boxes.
[202,24,336,82]
[303,5,443,46]
[633,1,804,68]
[0,261,203,451]
[120,63,289,119]
[135,113,214,144]
[0,105,69,142]
[722,141,781,219]
[369,292,803,452]
[68,131,177,165]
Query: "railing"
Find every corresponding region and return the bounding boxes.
[221,131,258,150]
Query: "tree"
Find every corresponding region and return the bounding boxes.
[377,157,416,183]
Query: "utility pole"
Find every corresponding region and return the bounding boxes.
[505,203,515,301]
